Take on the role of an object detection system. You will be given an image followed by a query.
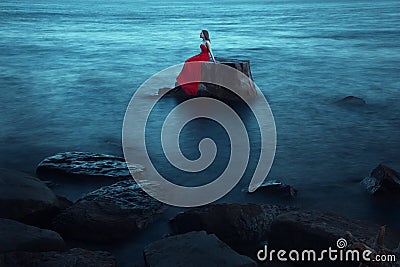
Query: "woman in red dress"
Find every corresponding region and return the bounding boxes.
[175,30,216,95]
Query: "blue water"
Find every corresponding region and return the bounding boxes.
[1,0,400,264]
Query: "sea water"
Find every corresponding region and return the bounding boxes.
[1,0,399,265]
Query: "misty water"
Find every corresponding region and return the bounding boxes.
[1,0,399,265]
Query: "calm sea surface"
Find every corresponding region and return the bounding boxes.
[1,0,399,264]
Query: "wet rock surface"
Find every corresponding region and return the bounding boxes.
[52,180,166,242]
[0,248,115,267]
[170,203,296,254]
[269,210,399,251]
[3,159,399,266]
[0,168,62,224]
[144,231,257,267]
[0,218,66,253]
[248,179,298,198]
[362,164,400,196]
[36,152,144,181]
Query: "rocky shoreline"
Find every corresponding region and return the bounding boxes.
[1,151,399,266]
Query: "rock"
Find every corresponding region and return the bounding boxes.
[144,231,257,267]
[56,195,73,210]
[170,203,295,254]
[162,58,257,101]
[216,57,254,80]
[269,210,399,251]
[202,57,257,101]
[0,168,63,224]
[345,226,400,267]
[0,218,66,253]
[42,180,57,188]
[361,164,400,196]
[0,248,115,267]
[36,151,144,181]
[52,180,166,242]
[247,179,297,198]
[336,96,366,106]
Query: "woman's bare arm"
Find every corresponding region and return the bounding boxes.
[206,40,216,63]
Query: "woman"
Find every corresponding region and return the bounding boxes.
[175,30,216,95]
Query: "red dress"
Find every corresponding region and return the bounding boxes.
[176,43,210,95]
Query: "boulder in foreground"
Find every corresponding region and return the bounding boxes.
[144,231,257,267]
[0,168,62,224]
[52,180,166,242]
[269,210,399,251]
[0,218,66,253]
[36,151,144,181]
[0,248,115,267]
[170,203,296,254]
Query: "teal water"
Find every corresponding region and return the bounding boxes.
[1,0,400,265]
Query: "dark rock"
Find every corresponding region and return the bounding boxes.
[36,151,144,181]
[0,218,66,253]
[0,248,115,267]
[336,96,366,106]
[202,57,257,101]
[0,168,63,224]
[248,179,297,198]
[170,203,295,254]
[56,195,73,210]
[161,58,257,101]
[215,57,254,80]
[42,180,57,188]
[361,164,400,196]
[144,231,257,267]
[52,180,166,242]
[269,210,398,251]
[345,226,400,267]
[158,87,172,95]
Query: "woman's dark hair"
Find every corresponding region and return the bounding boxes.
[202,30,210,42]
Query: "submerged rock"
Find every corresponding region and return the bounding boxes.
[0,218,66,253]
[51,180,166,242]
[247,179,297,198]
[269,210,398,251]
[144,231,257,267]
[0,168,63,224]
[336,95,366,106]
[0,248,115,267]
[361,164,400,196]
[36,151,144,181]
[170,203,295,254]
